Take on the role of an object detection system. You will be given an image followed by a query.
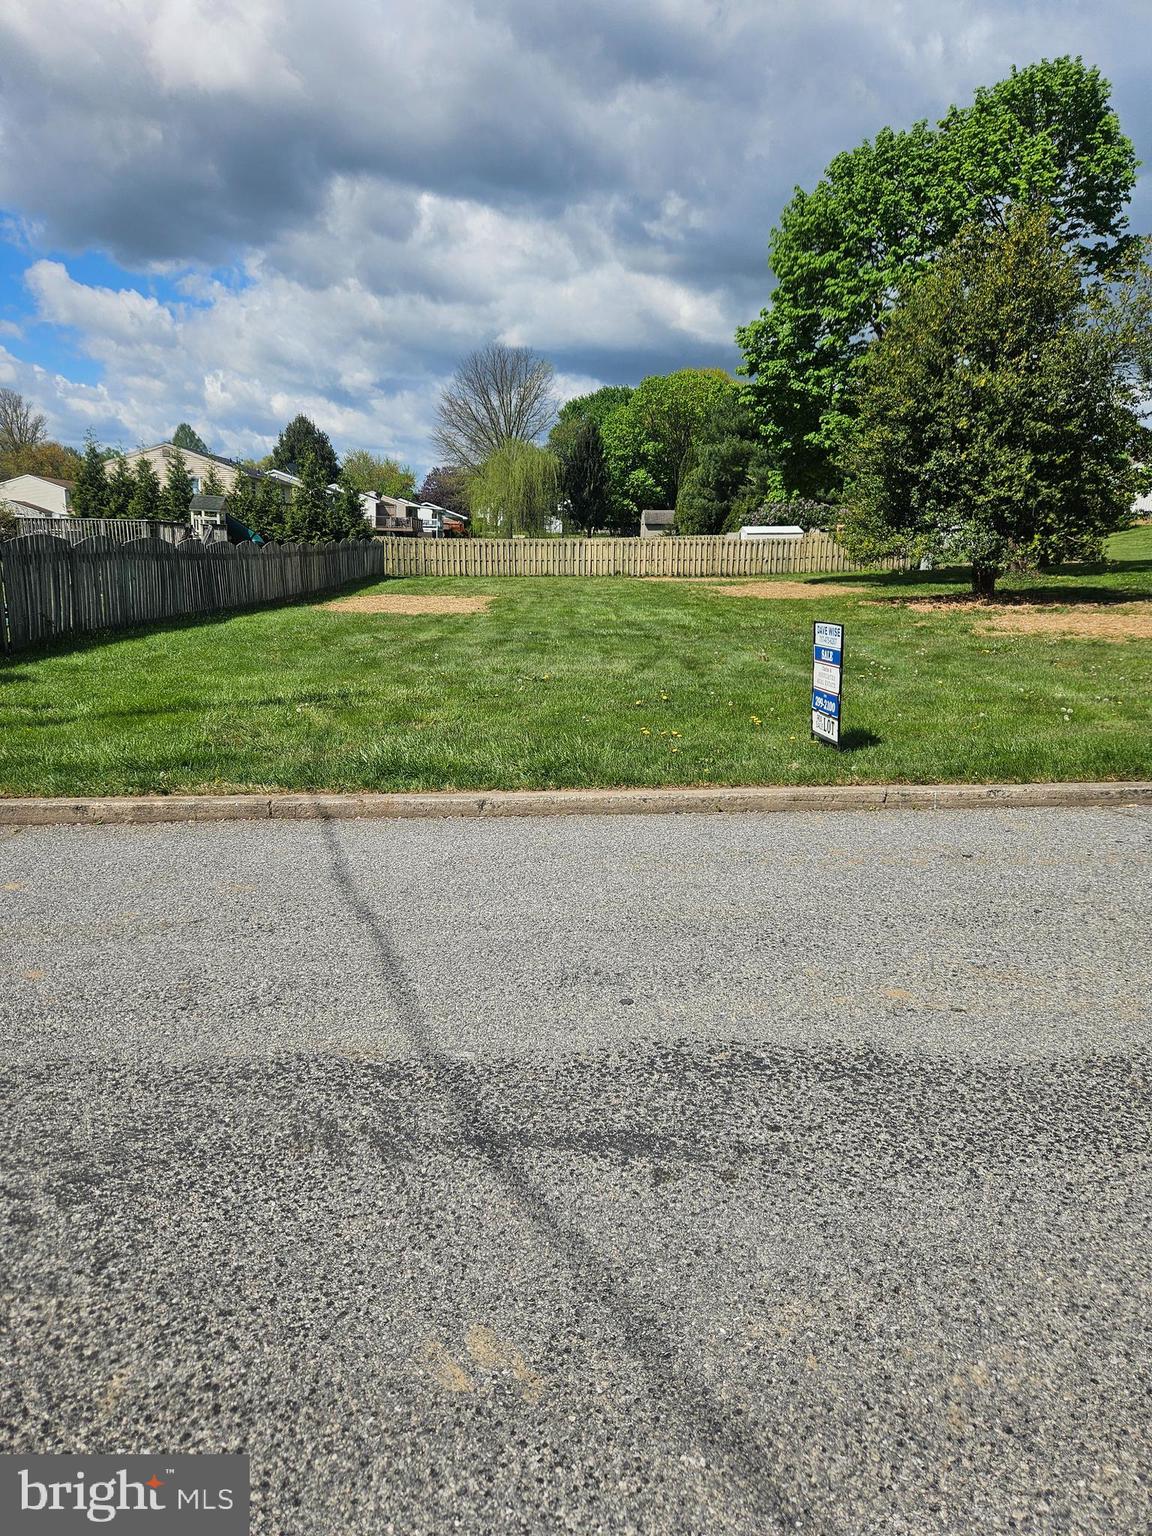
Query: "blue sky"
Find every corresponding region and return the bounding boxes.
[0,1,1149,480]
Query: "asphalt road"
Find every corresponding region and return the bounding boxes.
[1,807,1150,1535]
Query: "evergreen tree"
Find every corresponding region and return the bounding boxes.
[104,455,135,519]
[202,465,226,496]
[331,476,370,540]
[71,435,109,518]
[553,417,611,533]
[172,422,210,454]
[287,452,332,541]
[128,458,161,520]
[159,447,194,522]
[271,415,340,482]
[252,476,291,542]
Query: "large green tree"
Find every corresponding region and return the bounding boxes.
[171,422,210,454]
[738,57,1138,498]
[271,415,340,483]
[552,416,611,533]
[554,385,634,432]
[600,369,738,520]
[840,208,1152,595]
[341,449,416,499]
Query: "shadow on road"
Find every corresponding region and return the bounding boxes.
[317,816,800,1533]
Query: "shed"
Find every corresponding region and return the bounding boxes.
[640,509,676,538]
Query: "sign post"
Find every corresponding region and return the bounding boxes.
[811,621,843,748]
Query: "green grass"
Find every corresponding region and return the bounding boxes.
[2,527,1150,795]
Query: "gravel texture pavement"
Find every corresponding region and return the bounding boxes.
[1,808,1149,1535]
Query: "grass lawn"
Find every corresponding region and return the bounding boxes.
[2,527,1150,796]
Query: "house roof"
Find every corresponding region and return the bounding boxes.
[640,508,676,524]
[0,473,74,489]
[130,442,240,469]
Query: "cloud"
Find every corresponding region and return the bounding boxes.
[0,0,1148,470]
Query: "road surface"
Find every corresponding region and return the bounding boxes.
[1,807,1150,1534]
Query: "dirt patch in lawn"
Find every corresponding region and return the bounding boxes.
[321,593,497,616]
[973,604,1152,642]
[708,580,865,600]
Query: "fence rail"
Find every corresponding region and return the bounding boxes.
[376,532,904,578]
[0,535,382,653]
[13,516,188,544]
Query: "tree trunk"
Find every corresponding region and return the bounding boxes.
[971,564,998,598]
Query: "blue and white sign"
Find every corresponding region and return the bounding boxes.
[811,621,844,746]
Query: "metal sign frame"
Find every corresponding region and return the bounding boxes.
[811,620,844,749]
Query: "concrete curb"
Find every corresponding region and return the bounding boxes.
[0,782,1149,826]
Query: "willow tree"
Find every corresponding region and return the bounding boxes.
[467,441,560,534]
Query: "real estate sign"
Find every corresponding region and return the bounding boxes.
[811,621,843,747]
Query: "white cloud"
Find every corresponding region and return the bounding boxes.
[0,0,1147,469]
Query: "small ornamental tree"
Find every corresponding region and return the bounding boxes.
[128,457,161,520]
[159,447,194,522]
[418,465,469,512]
[0,500,17,540]
[71,435,109,517]
[841,208,1151,594]
[104,455,135,519]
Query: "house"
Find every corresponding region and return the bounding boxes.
[361,494,422,535]
[0,473,73,517]
[121,443,244,495]
[639,508,676,537]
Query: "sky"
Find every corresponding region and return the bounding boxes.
[0,0,1149,480]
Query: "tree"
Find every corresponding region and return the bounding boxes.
[239,474,291,542]
[600,369,738,520]
[555,385,634,432]
[128,458,161,520]
[172,422,210,454]
[434,343,556,469]
[159,447,194,522]
[104,455,135,519]
[466,441,560,534]
[840,208,1151,596]
[270,415,340,483]
[553,417,611,533]
[202,465,226,496]
[738,57,1138,498]
[330,476,370,540]
[286,452,333,541]
[0,440,84,481]
[341,449,415,499]
[71,435,109,517]
[0,501,18,540]
[418,465,469,512]
[0,388,47,456]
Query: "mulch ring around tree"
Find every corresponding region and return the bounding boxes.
[320,594,499,616]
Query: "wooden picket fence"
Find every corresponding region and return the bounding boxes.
[377,531,903,578]
[0,534,382,653]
